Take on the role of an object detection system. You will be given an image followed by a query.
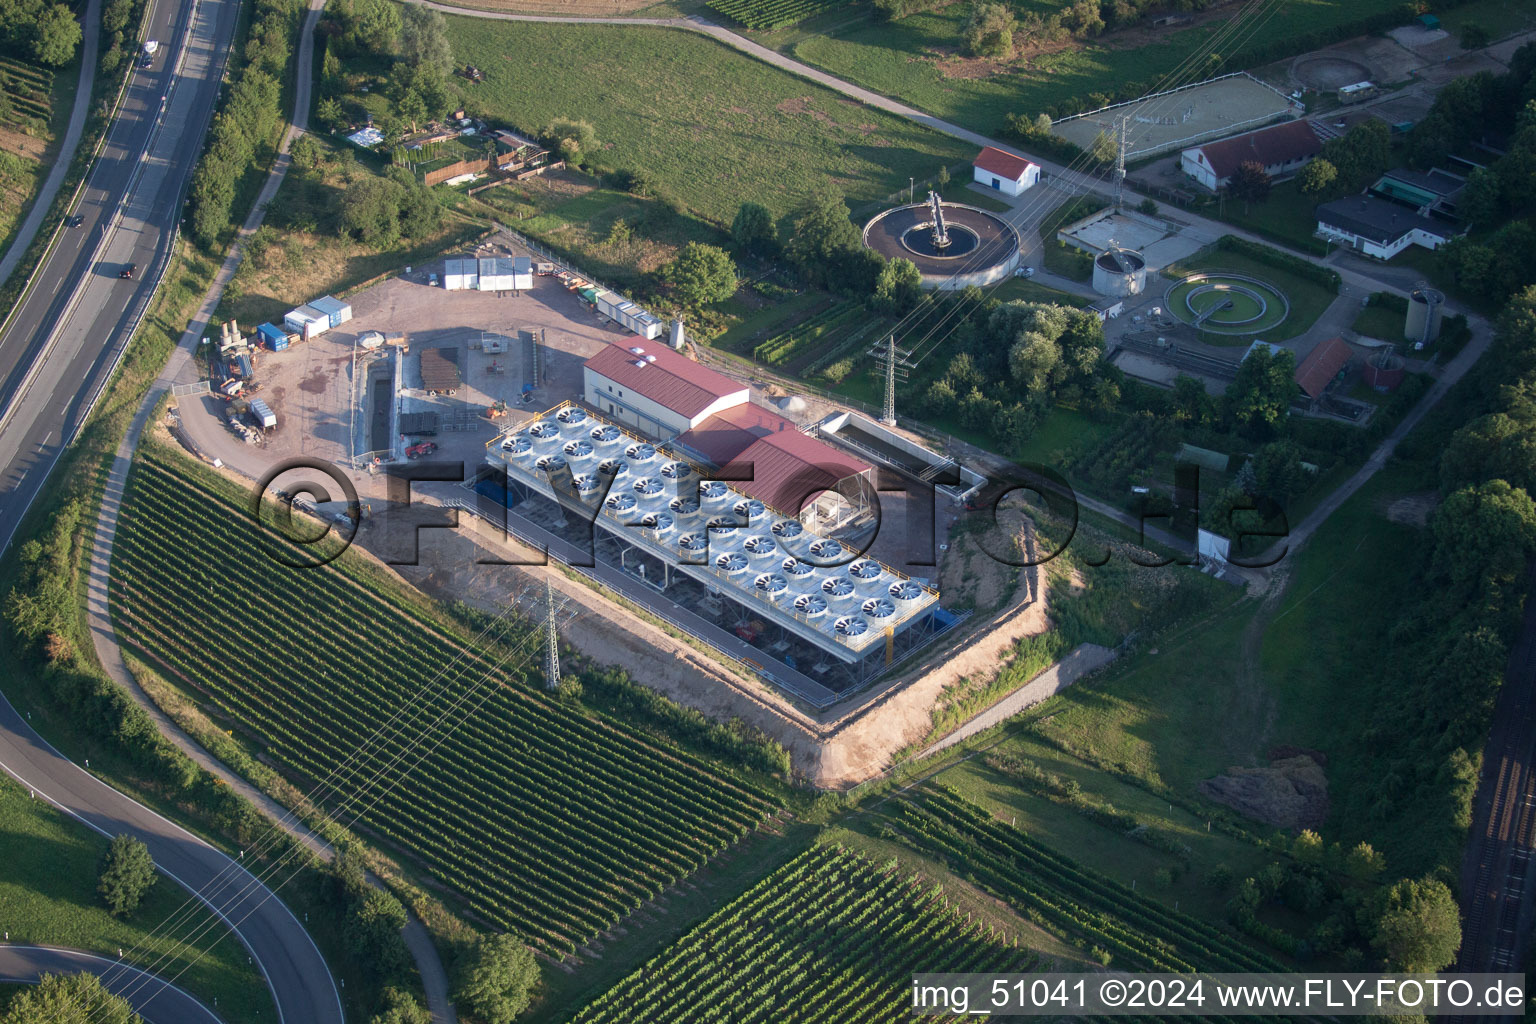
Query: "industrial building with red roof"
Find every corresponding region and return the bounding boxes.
[1294,336,1352,401]
[1179,119,1322,191]
[583,341,748,437]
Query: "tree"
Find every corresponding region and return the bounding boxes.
[1291,829,1325,864]
[962,2,1015,57]
[98,834,156,917]
[1459,22,1490,49]
[396,89,427,134]
[399,3,452,73]
[1458,166,1503,228]
[370,988,431,1024]
[352,0,401,54]
[784,188,862,289]
[661,243,738,309]
[871,257,923,314]
[1431,480,1536,590]
[1367,878,1461,971]
[454,934,539,1024]
[730,201,776,257]
[1442,411,1536,496]
[346,887,410,973]
[316,96,346,133]
[0,972,139,1024]
[1171,374,1214,425]
[1248,439,1311,504]
[1089,129,1118,165]
[544,117,597,166]
[1320,120,1390,188]
[1225,346,1297,439]
[1343,841,1386,881]
[1296,157,1337,196]
[340,174,406,246]
[291,134,324,172]
[31,2,80,65]
[1227,160,1272,206]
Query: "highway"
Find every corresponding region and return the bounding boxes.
[0,0,230,554]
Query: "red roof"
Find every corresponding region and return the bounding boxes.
[973,146,1038,182]
[676,404,871,515]
[584,342,746,420]
[1294,336,1351,399]
[1189,120,1321,182]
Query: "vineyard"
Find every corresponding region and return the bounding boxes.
[888,787,1285,973]
[751,300,885,374]
[569,844,1036,1023]
[706,0,841,29]
[0,56,52,130]
[109,451,780,957]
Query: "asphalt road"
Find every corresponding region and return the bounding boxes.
[0,945,221,1023]
[0,0,231,555]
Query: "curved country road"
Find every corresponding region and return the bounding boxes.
[0,692,343,1023]
[0,945,222,1024]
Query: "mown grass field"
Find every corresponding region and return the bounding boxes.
[786,0,1421,133]
[109,447,784,959]
[440,17,971,225]
[0,778,273,1024]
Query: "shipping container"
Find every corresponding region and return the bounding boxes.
[283,307,326,339]
[443,257,479,291]
[513,256,533,290]
[257,323,289,350]
[478,256,515,291]
[249,398,277,429]
[308,295,353,327]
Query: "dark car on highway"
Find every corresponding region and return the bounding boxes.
[66,214,83,228]
[118,263,135,279]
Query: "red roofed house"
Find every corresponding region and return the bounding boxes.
[675,403,873,528]
[583,341,748,438]
[1179,119,1321,192]
[1293,336,1352,402]
[973,146,1041,196]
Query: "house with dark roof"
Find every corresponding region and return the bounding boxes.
[583,342,748,438]
[1179,120,1322,191]
[1315,195,1453,259]
[1294,336,1352,401]
[972,146,1040,196]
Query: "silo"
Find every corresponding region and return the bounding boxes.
[1092,246,1147,298]
[1405,284,1444,348]
[1362,349,1405,392]
[669,318,686,350]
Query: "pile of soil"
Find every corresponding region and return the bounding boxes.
[1199,751,1329,830]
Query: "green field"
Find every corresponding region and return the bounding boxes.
[787,0,1420,133]
[440,17,971,225]
[568,844,1037,1023]
[109,449,782,959]
[1351,293,1407,342]
[0,778,273,1024]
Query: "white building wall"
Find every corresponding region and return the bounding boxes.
[1180,149,1217,190]
[972,164,1035,197]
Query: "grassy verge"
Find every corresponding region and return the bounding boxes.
[0,777,272,1024]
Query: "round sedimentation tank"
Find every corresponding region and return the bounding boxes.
[862,199,1020,290]
[1405,283,1444,347]
[1092,246,1147,298]
[1362,348,1405,392]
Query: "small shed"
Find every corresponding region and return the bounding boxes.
[1418,12,1440,29]
[308,295,353,328]
[513,256,533,290]
[1295,336,1352,400]
[257,323,289,351]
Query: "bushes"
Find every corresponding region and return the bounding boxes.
[187,0,303,247]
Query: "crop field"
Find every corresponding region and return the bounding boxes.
[889,787,1284,972]
[708,0,840,29]
[108,451,780,957]
[788,0,1416,133]
[751,298,886,373]
[569,844,1036,1023]
[440,17,970,224]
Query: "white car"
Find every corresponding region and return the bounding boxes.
[1014,265,1035,278]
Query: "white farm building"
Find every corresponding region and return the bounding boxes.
[972,146,1040,196]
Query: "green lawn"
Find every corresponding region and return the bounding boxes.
[1013,404,1120,467]
[989,275,1085,305]
[787,0,1418,133]
[1205,179,1330,256]
[0,778,272,1024]
[441,18,971,225]
[1351,293,1407,342]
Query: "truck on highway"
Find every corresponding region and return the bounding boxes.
[139,40,158,69]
